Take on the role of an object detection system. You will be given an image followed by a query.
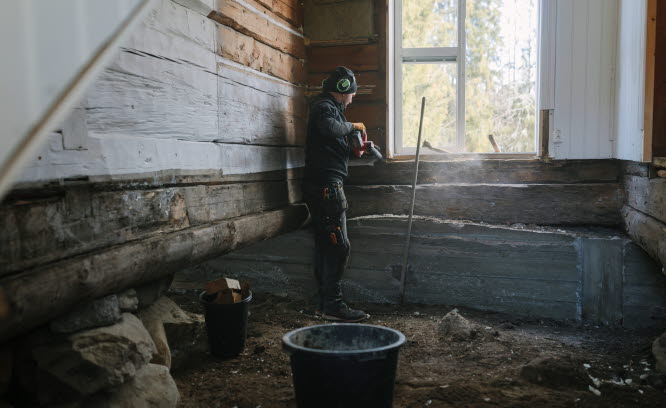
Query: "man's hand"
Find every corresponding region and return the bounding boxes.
[351,122,367,138]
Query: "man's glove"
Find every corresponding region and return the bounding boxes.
[351,122,366,133]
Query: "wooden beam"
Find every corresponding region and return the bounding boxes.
[307,44,379,73]
[1,178,303,277]
[0,204,309,343]
[217,24,306,84]
[622,205,666,268]
[208,0,305,59]
[345,183,624,226]
[254,0,303,27]
[624,175,666,224]
[644,0,658,162]
[347,159,621,185]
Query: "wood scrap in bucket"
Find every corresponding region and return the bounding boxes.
[203,277,250,304]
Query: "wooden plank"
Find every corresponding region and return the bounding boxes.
[345,183,624,226]
[622,205,666,268]
[216,61,307,145]
[0,204,309,343]
[208,0,305,59]
[16,132,305,194]
[307,71,385,102]
[344,103,385,129]
[644,0,657,162]
[347,159,621,185]
[217,23,306,84]
[0,178,302,277]
[254,0,303,27]
[624,175,666,223]
[307,44,379,73]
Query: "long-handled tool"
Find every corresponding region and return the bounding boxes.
[399,96,426,304]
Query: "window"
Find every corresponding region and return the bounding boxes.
[393,0,540,155]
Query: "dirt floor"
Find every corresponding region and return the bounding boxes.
[170,291,666,408]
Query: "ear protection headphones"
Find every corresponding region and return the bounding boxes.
[322,67,356,93]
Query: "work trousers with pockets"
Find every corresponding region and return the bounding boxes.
[302,181,351,309]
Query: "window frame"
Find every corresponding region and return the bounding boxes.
[390,0,551,158]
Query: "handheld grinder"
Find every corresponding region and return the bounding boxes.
[349,130,383,160]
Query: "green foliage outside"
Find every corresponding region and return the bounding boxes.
[401,0,537,153]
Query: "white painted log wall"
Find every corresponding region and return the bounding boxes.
[14,0,305,185]
[614,0,647,162]
[550,0,618,159]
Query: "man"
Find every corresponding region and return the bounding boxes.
[302,66,368,322]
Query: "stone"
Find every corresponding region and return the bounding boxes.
[32,313,156,395]
[653,332,666,373]
[50,295,121,334]
[438,309,477,341]
[84,364,179,408]
[139,297,207,371]
[520,355,588,389]
[117,289,139,312]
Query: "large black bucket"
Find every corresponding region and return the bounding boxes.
[199,291,252,358]
[282,324,406,408]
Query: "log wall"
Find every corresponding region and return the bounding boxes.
[622,161,666,270]
[0,0,309,340]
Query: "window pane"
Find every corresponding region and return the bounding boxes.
[464,0,538,153]
[402,0,458,48]
[402,63,457,148]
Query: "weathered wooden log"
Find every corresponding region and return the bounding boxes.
[217,23,306,85]
[255,0,303,27]
[625,175,666,223]
[0,204,309,343]
[345,183,624,226]
[1,177,302,276]
[347,159,621,185]
[209,0,305,59]
[622,205,666,268]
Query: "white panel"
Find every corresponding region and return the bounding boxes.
[551,0,618,159]
[615,0,647,162]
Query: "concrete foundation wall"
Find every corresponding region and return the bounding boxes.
[177,216,666,328]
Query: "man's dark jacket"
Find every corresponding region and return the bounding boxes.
[304,93,354,184]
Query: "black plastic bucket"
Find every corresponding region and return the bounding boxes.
[199,291,252,358]
[282,323,406,408]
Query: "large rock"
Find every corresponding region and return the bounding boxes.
[138,297,207,371]
[84,364,179,408]
[118,289,139,312]
[32,313,156,395]
[654,332,666,373]
[438,309,477,341]
[520,354,588,389]
[50,295,122,334]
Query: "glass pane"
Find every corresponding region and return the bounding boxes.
[402,0,458,48]
[402,63,457,149]
[464,0,538,153]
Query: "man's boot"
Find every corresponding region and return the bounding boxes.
[321,280,368,322]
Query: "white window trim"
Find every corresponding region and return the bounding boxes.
[389,0,556,158]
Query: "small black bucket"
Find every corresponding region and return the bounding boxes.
[282,324,406,408]
[199,291,252,358]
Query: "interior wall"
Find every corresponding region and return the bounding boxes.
[0,0,309,339]
[550,0,618,159]
[614,0,647,162]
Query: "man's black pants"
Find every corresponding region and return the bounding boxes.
[302,181,351,310]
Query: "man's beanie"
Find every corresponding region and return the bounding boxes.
[323,66,357,94]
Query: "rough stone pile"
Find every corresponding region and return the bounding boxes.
[2,277,207,407]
